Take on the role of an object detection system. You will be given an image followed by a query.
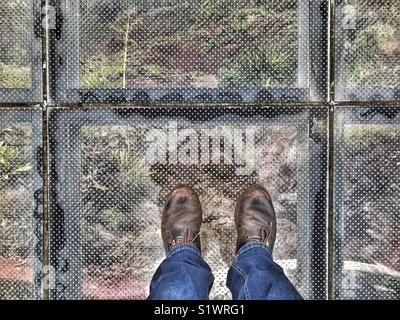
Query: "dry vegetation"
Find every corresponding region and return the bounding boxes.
[0,124,34,299]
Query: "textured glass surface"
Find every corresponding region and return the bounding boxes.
[49,107,327,300]
[0,0,33,89]
[334,107,400,299]
[80,0,300,89]
[335,0,400,101]
[51,0,328,102]
[1,0,400,302]
[0,109,42,300]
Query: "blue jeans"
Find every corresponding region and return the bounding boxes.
[148,242,303,300]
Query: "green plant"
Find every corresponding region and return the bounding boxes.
[220,44,296,88]
[0,142,31,186]
[195,1,224,28]
[142,64,165,78]
[98,209,126,233]
[230,9,253,32]
[346,61,398,87]
[81,64,124,88]
[351,23,396,61]
[345,125,400,151]
[81,127,153,228]
[0,63,31,89]
[343,1,400,87]
[200,27,242,58]
[372,24,396,53]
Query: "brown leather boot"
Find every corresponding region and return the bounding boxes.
[234,185,277,252]
[161,186,202,255]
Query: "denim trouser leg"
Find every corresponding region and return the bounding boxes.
[148,244,214,300]
[227,242,303,300]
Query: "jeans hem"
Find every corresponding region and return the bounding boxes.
[235,241,272,260]
[167,243,202,259]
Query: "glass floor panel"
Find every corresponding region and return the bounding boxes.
[0,0,33,89]
[0,108,42,300]
[50,0,328,102]
[48,106,327,300]
[335,0,400,101]
[334,106,400,299]
[0,0,42,102]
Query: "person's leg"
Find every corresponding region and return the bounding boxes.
[148,186,214,300]
[149,244,214,300]
[227,242,302,300]
[227,185,303,300]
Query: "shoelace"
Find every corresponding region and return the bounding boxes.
[240,221,274,247]
[166,228,201,248]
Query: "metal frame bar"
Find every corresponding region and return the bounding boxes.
[332,106,345,299]
[309,107,329,299]
[309,0,329,102]
[31,107,44,299]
